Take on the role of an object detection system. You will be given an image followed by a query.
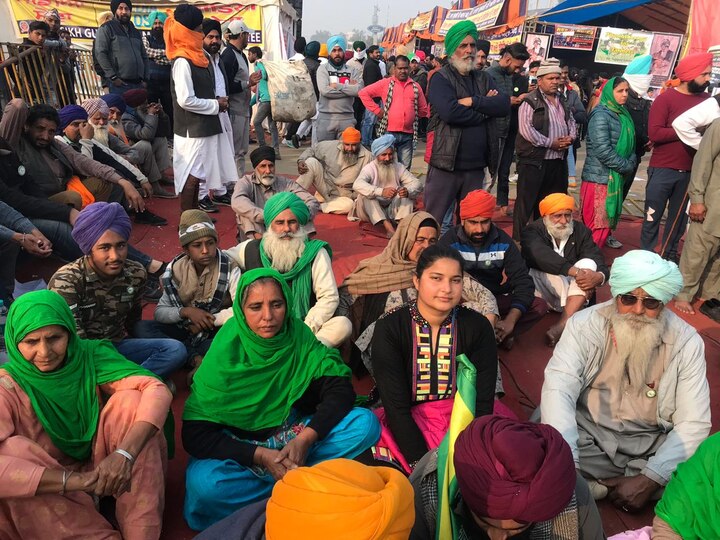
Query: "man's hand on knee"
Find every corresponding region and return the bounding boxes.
[600,474,660,512]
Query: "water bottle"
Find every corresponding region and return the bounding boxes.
[0,300,7,364]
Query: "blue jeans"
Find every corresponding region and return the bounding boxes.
[640,167,690,260]
[361,109,377,147]
[115,321,187,377]
[390,131,414,169]
[567,146,577,178]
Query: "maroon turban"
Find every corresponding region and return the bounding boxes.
[459,189,496,220]
[675,53,713,82]
[122,88,149,108]
[453,416,576,523]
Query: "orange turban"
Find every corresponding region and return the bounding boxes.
[319,43,328,58]
[265,459,414,540]
[342,127,362,144]
[675,53,713,82]
[459,189,496,220]
[539,193,575,217]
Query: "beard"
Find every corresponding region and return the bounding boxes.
[258,173,275,187]
[205,43,220,55]
[376,158,397,189]
[341,148,359,167]
[450,54,474,76]
[687,79,710,93]
[150,28,164,41]
[543,216,574,243]
[91,123,110,147]
[262,229,308,273]
[609,310,665,395]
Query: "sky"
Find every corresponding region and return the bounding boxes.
[301,0,445,39]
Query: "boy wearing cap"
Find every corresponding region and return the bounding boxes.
[154,209,240,382]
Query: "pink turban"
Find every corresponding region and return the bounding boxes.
[675,53,713,82]
[454,416,576,523]
[81,98,110,119]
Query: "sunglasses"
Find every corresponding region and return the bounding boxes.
[618,294,662,310]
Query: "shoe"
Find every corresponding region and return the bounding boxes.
[199,196,219,213]
[699,299,720,322]
[213,193,232,206]
[587,480,608,500]
[509,173,518,184]
[291,134,300,149]
[605,236,623,249]
[143,275,163,302]
[152,185,177,199]
[135,209,168,226]
[283,139,295,149]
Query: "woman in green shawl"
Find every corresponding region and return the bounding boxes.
[580,76,637,249]
[181,268,381,531]
[0,290,172,539]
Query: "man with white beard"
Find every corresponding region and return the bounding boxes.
[81,97,176,198]
[540,250,710,513]
[296,127,372,214]
[226,192,352,347]
[521,193,608,346]
[232,146,320,241]
[351,134,422,237]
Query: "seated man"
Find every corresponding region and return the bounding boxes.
[232,146,319,240]
[49,202,187,378]
[120,88,174,184]
[440,190,547,349]
[296,127,372,215]
[82,97,175,198]
[541,250,711,511]
[351,134,422,237]
[521,193,608,346]
[101,93,132,144]
[227,192,351,348]
[154,210,240,382]
[410,415,604,540]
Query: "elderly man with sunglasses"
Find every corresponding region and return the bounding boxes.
[540,250,710,513]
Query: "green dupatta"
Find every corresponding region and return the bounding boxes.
[183,268,350,431]
[259,238,331,321]
[599,77,636,229]
[655,433,720,539]
[3,290,157,461]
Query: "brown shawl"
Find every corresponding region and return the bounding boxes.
[342,211,438,295]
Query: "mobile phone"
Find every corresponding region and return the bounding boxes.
[529,76,537,85]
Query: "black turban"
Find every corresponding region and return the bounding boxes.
[202,18,221,36]
[174,4,203,31]
[250,146,276,168]
[476,39,490,55]
[294,37,307,55]
[110,0,131,14]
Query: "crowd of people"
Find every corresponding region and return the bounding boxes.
[0,2,719,539]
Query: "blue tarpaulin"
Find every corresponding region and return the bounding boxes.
[538,0,655,24]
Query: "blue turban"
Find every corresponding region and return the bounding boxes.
[100,93,127,114]
[71,202,132,255]
[624,55,652,76]
[58,105,88,131]
[263,192,311,226]
[147,10,167,28]
[327,35,347,53]
[609,250,683,304]
[371,134,395,157]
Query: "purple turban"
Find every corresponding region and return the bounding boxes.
[71,202,132,254]
[100,93,127,114]
[454,416,576,523]
[58,105,88,131]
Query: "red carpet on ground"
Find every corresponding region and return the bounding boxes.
[88,197,720,538]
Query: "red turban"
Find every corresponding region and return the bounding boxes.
[453,416,576,523]
[459,190,496,220]
[675,53,713,82]
[122,88,149,108]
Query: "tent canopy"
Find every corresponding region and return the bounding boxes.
[538,0,653,24]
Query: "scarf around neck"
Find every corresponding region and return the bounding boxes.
[3,290,155,461]
[164,15,208,68]
[183,268,351,432]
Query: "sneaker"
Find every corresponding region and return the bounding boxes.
[283,139,295,149]
[213,193,232,206]
[199,196,219,213]
[509,173,518,184]
[291,134,300,149]
[143,275,163,302]
[135,209,168,226]
[605,236,623,249]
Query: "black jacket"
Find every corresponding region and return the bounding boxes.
[220,44,249,95]
[521,218,609,280]
[626,89,651,158]
[439,223,535,312]
[303,56,321,99]
[363,57,383,87]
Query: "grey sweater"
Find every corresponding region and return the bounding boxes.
[317,62,363,116]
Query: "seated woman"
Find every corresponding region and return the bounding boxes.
[370,245,499,474]
[0,290,172,539]
[339,211,498,374]
[182,268,381,531]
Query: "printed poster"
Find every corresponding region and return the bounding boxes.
[525,33,550,63]
[595,27,653,65]
[439,0,506,36]
[649,33,682,87]
[552,24,597,51]
[487,27,522,56]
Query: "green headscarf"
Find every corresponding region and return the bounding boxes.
[444,20,478,57]
[261,192,330,320]
[2,290,156,461]
[655,433,720,539]
[599,77,635,229]
[183,268,351,431]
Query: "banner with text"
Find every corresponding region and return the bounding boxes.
[487,26,523,56]
[595,27,653,65]
[439,0,506,36]
[552,24,596,51]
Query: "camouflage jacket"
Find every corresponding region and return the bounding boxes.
[48,257,146,341]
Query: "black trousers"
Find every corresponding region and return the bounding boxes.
[512,158,568,241]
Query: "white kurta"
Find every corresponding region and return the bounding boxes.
[172,57,238,192]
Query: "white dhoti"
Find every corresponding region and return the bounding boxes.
[530,258,597,312]
[173,129,238,194]
[198,111,236,199]
[296,157,355,215]
[352,195,414,225]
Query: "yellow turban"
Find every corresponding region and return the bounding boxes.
[265,459,415,539]
[319,43,328,58]
[539,193,575,217]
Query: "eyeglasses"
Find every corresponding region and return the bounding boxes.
[618,294,662,310]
